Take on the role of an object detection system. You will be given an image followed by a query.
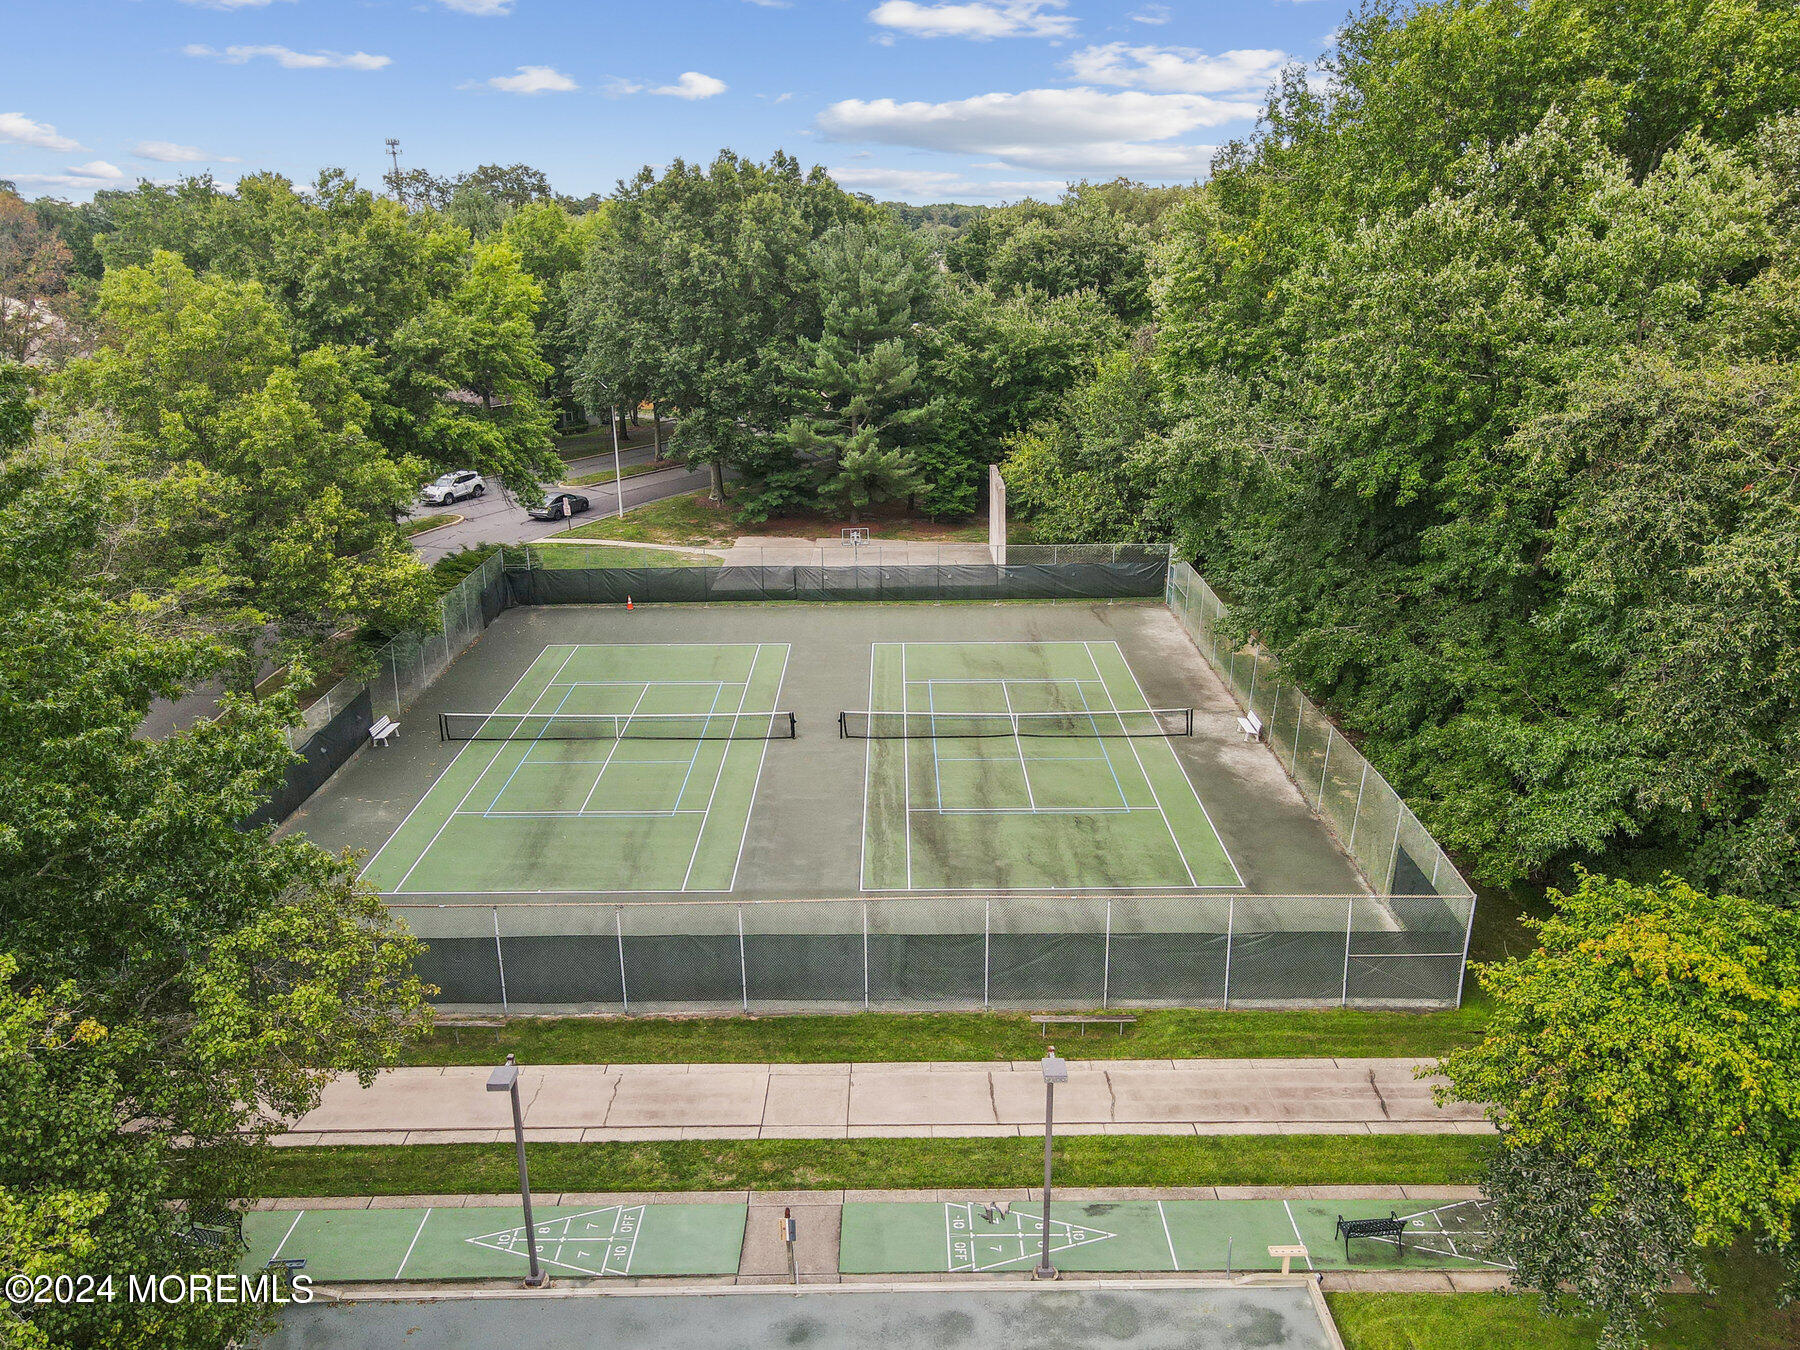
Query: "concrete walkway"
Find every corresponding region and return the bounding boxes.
[275,1058,1492,1146]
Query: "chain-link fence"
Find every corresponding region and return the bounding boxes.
[287,550,509,747]
[1165,562,1473,905]
[395,889,1475,1015]
[502,543,1173,604]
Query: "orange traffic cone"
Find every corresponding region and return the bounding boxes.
[626,596,634,611]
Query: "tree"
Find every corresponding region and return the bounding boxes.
[1437,872,1800,1347]
[0,433,433,1348]
[570,151,864,503]
[776,220,936,520]
[0,189,73,362]
[56,251,438,688]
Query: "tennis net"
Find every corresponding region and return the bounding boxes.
[440,711,798,741]
[838,708,1194,739]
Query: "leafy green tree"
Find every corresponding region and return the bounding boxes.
[571,151,864,502]
[393,237,561,493]
[0,435,432,1348]
[777,221,936,520]
[1438,872,1800,1347]
[56,251,437,688]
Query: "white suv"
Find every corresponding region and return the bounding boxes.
[422,470,486,505]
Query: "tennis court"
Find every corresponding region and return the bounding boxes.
[855,641,1240,891]
[242,1203,748,1281]
[361,643,791,894]
[838,1197,1505,1275]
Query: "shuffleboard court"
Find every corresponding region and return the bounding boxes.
[241,1203,748,1281]
[859,641,1241,891]
[838,1198,1506,1274]
[362,643,790,894]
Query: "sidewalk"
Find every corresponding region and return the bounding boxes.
[275,1058,1492,1146]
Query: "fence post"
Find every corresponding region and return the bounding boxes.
[1386,810,1405,895]
[737,905,749,1013]
[1341,898,1354,1007]
[983,900,991,1009]
[1455,896,1477,1010]
[1318,726,1335,811]
[862,902,870,1011]
[1101,900,1112,1010]
[1347,763,1370,852]
[616,908,629,1014]
[492,907,508,1018]
[1221,896,1234,1010]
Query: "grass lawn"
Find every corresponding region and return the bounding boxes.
[1330,1249,1799,1350]
[563,459,670,489]
[524,541,721,568]
[411,1005,1490,1067]
[552,490,1004,547]
[260,1133,1490,1197]
[399,512,462,537]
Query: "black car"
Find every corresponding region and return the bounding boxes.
[527,492,592,521]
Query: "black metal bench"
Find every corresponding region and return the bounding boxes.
[177,1205,247,1253]
[1335,1212,1407,1260]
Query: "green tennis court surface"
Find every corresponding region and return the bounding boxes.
[860,641,1241,891]
[839,1198,1504,1274]
[241,1203,748,1281]
[362,643,789,894]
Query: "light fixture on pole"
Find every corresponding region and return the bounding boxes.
[1035,1046,1068,1279]
[592,378,625,519]
[487,1054,546,1287]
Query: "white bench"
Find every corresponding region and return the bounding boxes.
[1237,710,1263,741]
[369,715,400,747]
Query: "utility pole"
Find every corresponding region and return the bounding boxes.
[385,138,405,208]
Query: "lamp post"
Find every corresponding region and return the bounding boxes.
[1035,1046,1068,1279]
[592,378,625,519]
[487,1054,545,1287]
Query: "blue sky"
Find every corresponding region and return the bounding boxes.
[3,0,1344,203]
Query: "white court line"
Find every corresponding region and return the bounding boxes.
[667,680,729,815]
[394,1207,434,1278]
[575,683,653,815]
[478,663,585,818]
[901,644,913,890]
[453,808,709,818]
[1281,1200,1314,1270]
[909,805,1138,816]
[1104,640,1248,890]
[678,646,759,891]
[1071,677,1133,810]
[728,644,792,893]
[1158,1200,1180,1271]
[269,1211,305,1261]
[1083,642,1197,888]
[392,648,582,889]
[999,681,1039,811]
[857,642,878,891]
[360,645,567,880]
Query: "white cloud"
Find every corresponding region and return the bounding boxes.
[1065,44,1287,95]
[183,44,391,71]
[439,0,514,13]
[177,0,293,7]
[130,140,239,163]
[604,77,645,97]
[1129,3,1172,23]
[743,0,794,7]
[0,113,84,152]
[10,160,127,191]
[650,72,727,99]
[829,164,1064,200]
[868,1,1075,41]
[483,65,578,94]
[816,87,1249,176]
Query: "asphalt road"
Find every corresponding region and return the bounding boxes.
[409,439,714,564]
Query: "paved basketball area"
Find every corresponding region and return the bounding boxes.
[242,1203,748,1281]
[857,640,1240,891]
[838,1198,1503,1275]
[261,1285,1341,1350]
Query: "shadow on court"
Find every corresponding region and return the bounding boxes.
[258,1286,1338,1350]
